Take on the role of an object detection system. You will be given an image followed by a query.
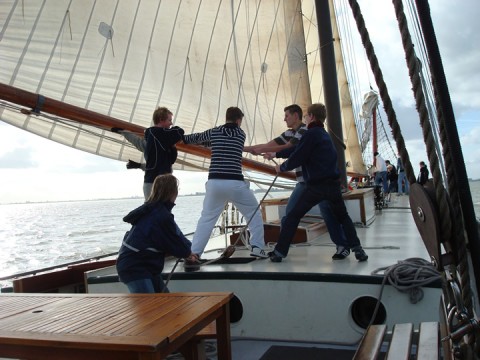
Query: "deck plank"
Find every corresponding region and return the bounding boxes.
[417,322,439,360]
[386,323,413,360]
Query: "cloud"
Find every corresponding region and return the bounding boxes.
[355,0,480,181]
[0,147,37,169]
[461,126,480,180]
[431,1,480,107]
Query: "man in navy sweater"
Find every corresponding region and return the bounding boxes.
[112,107,184,200]
[269,103,368,263]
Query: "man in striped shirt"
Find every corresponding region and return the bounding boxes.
[182,107,268,260]
[245,104,351,260]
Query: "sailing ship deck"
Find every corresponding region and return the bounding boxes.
[177,194,425,279]
[86,194,442,352]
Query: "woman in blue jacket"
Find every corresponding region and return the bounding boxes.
[116,174,196,293]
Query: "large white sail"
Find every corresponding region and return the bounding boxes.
[0,0,366,175]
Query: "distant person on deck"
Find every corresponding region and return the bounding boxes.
[385,160,398,194]
[374,151,388,194]
[182,106,268,267]
[245,104,351,260]
[111,107,184,200]
[268,103,368,263]
[116,174,196,293]
[417,161,429,185]
[396,154,409,195]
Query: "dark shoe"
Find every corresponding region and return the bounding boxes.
[268,251,283,263]
[332,247,350,260]
[184,257,201,272]
[354,248,368,262]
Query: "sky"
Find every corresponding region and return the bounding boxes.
[0,0,479,204]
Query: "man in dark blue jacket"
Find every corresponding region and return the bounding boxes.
[269,103,368,263]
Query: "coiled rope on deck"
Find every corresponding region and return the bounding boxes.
[372,257,442,304]
[367,257,442,329]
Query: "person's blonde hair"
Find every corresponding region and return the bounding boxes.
[152,107,173,125]
[146,174,179,203]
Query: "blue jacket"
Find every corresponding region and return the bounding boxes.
[279,124,339,183]
[116,201,191,283]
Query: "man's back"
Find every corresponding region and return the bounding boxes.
[184,124,245,181]
[144,127,183,183]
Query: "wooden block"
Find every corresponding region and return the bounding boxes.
[343,188,375,226]
[353,324,387,360]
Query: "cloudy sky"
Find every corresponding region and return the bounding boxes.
[0,0,478,204]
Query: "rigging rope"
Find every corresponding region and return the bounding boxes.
[333,1,397,169]
[347,1,478,350]
[391,0,474,321]
[347,0,415,185]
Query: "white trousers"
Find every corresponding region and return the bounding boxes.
[191,179,265,255]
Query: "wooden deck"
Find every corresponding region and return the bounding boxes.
[169,194,429,278]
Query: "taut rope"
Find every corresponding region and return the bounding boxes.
[391,0,474,320]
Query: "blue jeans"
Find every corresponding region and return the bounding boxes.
[375,171,388,193]
[286,183,347,248]
[397,171,409,194]
[276,180,360,257]
[124,275,169,293]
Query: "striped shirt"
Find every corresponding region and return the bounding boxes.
[274,123,308,182]
[183,123,245,180]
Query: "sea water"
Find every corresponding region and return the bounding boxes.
[0,183,479,285]
[0,196,201,280]
[0,190,291,282]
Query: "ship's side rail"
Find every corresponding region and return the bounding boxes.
[353,322,439,360]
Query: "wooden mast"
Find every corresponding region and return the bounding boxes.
[0,82,294,180]
[315,0,348,189]
[372,107,378,154]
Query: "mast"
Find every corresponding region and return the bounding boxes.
[372,107,378,154]
[315,0,348,188]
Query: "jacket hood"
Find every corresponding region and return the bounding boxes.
[123,201,175,224]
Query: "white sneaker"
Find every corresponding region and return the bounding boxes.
[250,246,268,258]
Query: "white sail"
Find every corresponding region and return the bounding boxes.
[0,0,366,175]
[359,90,379,153]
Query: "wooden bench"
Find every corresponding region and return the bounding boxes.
[13,259,117,293]
[353,322,439,360]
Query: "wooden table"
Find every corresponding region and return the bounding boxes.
[0,292,232,359]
